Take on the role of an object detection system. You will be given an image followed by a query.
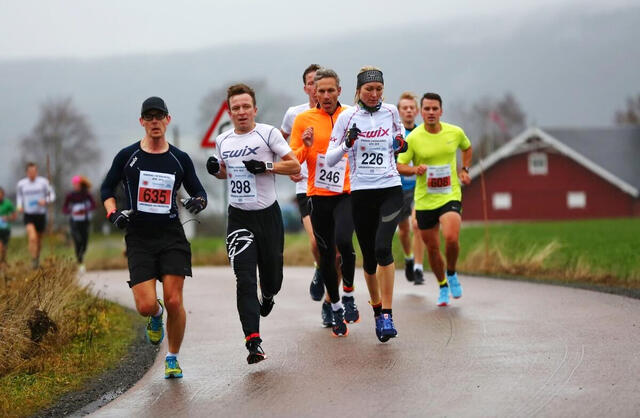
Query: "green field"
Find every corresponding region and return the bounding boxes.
[6,218,639,288]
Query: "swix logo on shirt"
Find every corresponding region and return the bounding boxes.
[358,127,390,138]
[221,145,260,159]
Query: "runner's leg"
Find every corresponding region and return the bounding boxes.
[351,191,381,304]
[439,212,462,272]
[421,226,445,281]
[375,187,403,309]
[334,195,355,290]
[162,275,186,354]
[131,279,160,316]
[26,223,38,261]
[412,209,424,267]
[310,196,340,303]
[256,204,285,298]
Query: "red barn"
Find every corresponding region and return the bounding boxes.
[463,127,640,221]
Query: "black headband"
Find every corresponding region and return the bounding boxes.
[357,70,384,88]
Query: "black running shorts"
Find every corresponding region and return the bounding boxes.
[124,220,192,287]
[24,214,46,233]
[416,200,462,230]
[296,193,310,219]
[0,229,9,245]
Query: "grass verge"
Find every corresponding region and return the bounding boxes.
[0,258,140,418]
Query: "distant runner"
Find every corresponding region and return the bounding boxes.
[101,96,208,379]
[395,92,426,284]
[16,162,55,269]
[326,66,407,342]
[289,68,359,336]
[0,187,17,267]
[207,83,300,364]
[280,64,325,301]
[62,175,96,272]
[397,92,472,306]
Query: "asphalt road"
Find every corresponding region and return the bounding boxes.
[81,267,640,417]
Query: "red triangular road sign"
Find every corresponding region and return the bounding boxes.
[200,101,230,148]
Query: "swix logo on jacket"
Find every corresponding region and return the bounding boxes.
[358,127,390,138]
[221,145,260,159]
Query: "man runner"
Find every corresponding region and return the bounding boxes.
[397,92,472,306]
[16,162,55,269]
[101,96,208,378]
[280,64,324,301]
[0,187,17,267]
[207,83,300,364]
[395,92,426,284]
[289,68,358,337]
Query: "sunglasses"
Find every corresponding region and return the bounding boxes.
[141,112,167,121]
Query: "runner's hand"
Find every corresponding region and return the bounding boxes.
[459,171,471,185]
[108,210,131,229]
[243,160,267,174]
[393,134,408,154]
[302,127,314,147]
[346,123,360,148]
[181,196,207,214]
[206,156,220,175]
[290,173,304,182]
[415,165,427,175]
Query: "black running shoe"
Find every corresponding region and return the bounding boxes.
[331,308,349,337]
[260,295,274,317]
[405,259,414,282]
[246,338,266,364]
[309,268,324,301]
[342,296,360,323]
[413,269,425,285]
[321,301,334,327]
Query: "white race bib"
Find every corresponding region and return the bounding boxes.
[137,170,175,214]
[426,165,452,194]
[314,154,347,193]
[228,165,257,204]
[356,137,389,176]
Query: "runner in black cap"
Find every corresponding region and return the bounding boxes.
[101,96,207,379]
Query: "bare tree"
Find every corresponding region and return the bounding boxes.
[17,98,100,220]
[614,94,640,125]
[452,93,527,163]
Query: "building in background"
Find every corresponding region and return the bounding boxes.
[464,127,640,221]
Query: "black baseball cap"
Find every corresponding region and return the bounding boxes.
[141,96,168,115]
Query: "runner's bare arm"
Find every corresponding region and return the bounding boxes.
[272,152,301,175]
[459,146,472,185]
[104,197,117,214]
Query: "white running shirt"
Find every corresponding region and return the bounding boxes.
[215,123,292,211]
[281,102,312,195]
[16,176,55,214]
[326,103,402,191]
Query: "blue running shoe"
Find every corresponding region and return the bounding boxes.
[437,286,450,307]
[342,296,360,323]
[331,308,348,337]
[448,273,463,299]
[375,315,387,342]
[380,313,398,341]
[146,299,164,345]
[321,301,334,327]
[310,268,324,301]
[164,356,183,379]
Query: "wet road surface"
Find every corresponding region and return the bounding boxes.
[82,267,640,417]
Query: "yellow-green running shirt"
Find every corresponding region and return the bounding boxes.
[397,122,471,210]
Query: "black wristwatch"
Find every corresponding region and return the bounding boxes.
[462,166,470,173]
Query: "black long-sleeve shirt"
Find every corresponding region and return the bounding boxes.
[100,142,207,224]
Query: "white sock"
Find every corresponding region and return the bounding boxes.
[153,302,163,317]
[166,352,178,359]
[414,263,423,272]
[343,290,354,298]
[331,301,344,311]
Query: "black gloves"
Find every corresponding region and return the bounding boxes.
[206,156,220,175]
[108,209,132,229]
[243,159,266,174]
[181,196,207,214]
[393,134,408,154]
[346,123,360,148]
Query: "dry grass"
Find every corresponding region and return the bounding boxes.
[0,257,136,417]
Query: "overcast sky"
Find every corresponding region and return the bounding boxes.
[0,0,633,60]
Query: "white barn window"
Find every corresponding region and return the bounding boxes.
[492,192,512,210]
[528,152,548,175]
[567,191,586,209]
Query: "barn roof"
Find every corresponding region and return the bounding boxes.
[469,126,640,198]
